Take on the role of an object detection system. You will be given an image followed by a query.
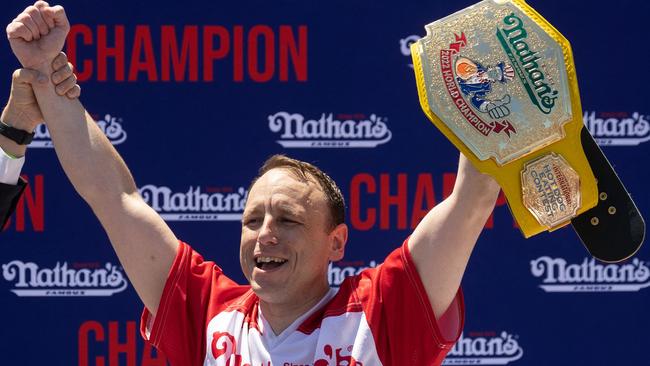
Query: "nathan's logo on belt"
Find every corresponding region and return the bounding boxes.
[530,256,650,292]
[328,260,377,287]
[30,114,127,148]
[1,261,128,297]
[139,184,247,221]
[444,331,524,365]
[584,111,650,146]
[496,13,558,114]
[268,112,392,148]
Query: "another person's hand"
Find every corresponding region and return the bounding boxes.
[6,1,70,69]
[3,52,81,133]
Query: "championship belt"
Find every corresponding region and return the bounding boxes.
[411,0,645,262]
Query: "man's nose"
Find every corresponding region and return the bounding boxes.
[257,216,278,245]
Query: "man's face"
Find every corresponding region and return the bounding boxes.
[240,168,346,305]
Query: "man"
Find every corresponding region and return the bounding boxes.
[7,2,501,365]
[0,51,80,228]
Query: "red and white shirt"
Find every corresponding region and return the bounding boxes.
[140,239,464,366]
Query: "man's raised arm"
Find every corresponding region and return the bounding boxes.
[0,52,79,227]
[6,1,178,315]
[408,154,500,320]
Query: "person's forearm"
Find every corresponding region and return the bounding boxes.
[408,156,500,319]
[450,164,501,225]
[30,65,137,206]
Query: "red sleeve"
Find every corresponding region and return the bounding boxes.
[139,241,249,366]
[358,238,464,365]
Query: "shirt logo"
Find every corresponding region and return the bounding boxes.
[210,331,269,366]
[315,344,362,365]
[209,331,362,366]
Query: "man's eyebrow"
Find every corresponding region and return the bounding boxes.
[242,204,263,216]
[275,202,305,216]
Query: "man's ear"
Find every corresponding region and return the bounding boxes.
[328,223,348,262]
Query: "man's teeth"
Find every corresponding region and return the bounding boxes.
[256,257,287,264]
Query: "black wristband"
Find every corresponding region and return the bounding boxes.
[0,120,35,145]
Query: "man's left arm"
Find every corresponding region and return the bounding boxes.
[408,153,500,320]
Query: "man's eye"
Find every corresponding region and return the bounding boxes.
[280,217,299,224]
[243,218,261,226]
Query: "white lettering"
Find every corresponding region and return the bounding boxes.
[584,111,650,146]
[268,112,392,148]
[328,261,377,286]
[447,332,523,358]
[2,261,128,297]
[31,114,127,147]
[139,185,248,214]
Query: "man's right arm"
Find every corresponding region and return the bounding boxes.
[7,2,178,315]
[37,105,179,316]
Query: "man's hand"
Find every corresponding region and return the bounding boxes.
[486,95,511,119]
[3,52,80,133]
[6,1,69,69]
[1,52,80,158]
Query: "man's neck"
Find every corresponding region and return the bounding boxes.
[260,286,330,335]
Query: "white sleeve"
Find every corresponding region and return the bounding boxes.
[0,146,25,185]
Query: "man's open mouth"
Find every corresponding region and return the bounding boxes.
[255,256,288,270]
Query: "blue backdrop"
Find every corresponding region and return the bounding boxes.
[1,0,648,365]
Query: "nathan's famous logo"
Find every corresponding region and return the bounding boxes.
[211,331,362,366]
[328,260,378,287]
[443,331,523,365]
[496,13,558,115]
[1,261,128,297]
[30,114,127,148]
[399,35,420,68]
[139,184,247,221]
[584,111,650,146]
[530,256,650,292]
[268,112,392,148]
[441,33,517,137]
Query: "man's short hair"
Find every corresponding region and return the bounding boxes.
[250,155,345,229]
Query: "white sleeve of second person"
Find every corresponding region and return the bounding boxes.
[0,146,25,185]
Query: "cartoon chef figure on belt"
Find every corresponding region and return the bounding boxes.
[455,56,515,119]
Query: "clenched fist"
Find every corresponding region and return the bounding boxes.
[6,1,70,69]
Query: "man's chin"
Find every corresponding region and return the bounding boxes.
[250,281,289,303]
